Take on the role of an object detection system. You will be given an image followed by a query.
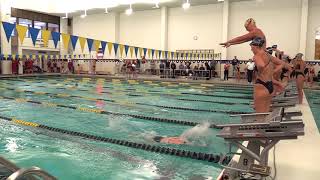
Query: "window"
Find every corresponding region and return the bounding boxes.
[18,18,32,38]
[34,21,46,39]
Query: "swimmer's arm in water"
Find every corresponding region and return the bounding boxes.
[220,31,256,47]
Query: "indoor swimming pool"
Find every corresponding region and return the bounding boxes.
[0,76,254,179]
[305,89,320,131]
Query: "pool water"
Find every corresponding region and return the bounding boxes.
[0,77,254,180]
[305,89,320,132]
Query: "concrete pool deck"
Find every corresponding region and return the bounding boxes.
[268,94,320,180]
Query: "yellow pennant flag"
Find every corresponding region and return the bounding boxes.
[108,42,113,55]
[119,44,124,57]
[129,46,134,57]
[94,40,100,52]
[12,54,16,60]
[139,47,143,57]
[61,33,70,50]
[44,54,48,60]
[16,25,28,44]
[155,50,159,59]
[78,37,86,52]
[42,30,51,47]
[174,52,177,59]
[4,54,8,59]
[148,49,151,58]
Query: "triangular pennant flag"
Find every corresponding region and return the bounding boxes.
[119,44,124,57]
[2,22,16,42]
[165,51,168,59]
[51,31,60,48]
[124,45,130,57]
[61,33,70,50]
[155,50,159,58]
[16,25,28,44]
[134,47,139,57]
[151,49,155,58]
[12,54,16,60]
[143,48,147,57]
[108,42,113,55]
[70,35,79,50]
[113,43,119,55]
[44,54,48,60]
[87,38,94,52]
[139,48,143,57]
[101,41,107,54]
[42,30,51,47]
[94,40,100,52]
[28,27,40,46]
[78,37,86,52]
[171,52,174,59]
[147,49,151,58]
[129,46,134,57]
[158,50,162,59]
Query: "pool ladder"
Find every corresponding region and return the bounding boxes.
[0,156,56,180]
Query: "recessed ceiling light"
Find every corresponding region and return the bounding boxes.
[182,0,190,10]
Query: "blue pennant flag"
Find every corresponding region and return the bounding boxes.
[78,55,81,58]
[143,48,147,56]
[87,38,94,52]
[124,45,130,57]
[51,32,60,48]
[70,35,78,50]
[186,53,188,59]
[171,52,174,59]
[113,43,119,55]
[101,41,107,54]
[151,49,155,58]
[2,22,16,42]
[0,54,4,60]
[28,27,40,46]
[165,51,168,59]
[134,47,139,57]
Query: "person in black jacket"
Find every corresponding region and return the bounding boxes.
[171,62,176,78]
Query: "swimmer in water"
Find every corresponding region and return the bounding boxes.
[152,136,188,145]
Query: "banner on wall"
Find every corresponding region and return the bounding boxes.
[29,27,40,46]
[2,22,16,42]
[70,35,79,50]
[113,43,119,56]
[16,25,28,44]
[87,38,94,52]
[129,46,134,57]
[61,33,71,50]
[101,41,107,54]
[42,30,51,47]
[119,44,124,57]
[79,37,86,52]
[108,42,113,55]
[94,40,100,52]
[51,31,60,48]
[124,45,129,57]
[134,47,139,57]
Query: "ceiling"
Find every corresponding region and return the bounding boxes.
[6,0,255,17]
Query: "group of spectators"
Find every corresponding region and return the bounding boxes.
[159,61,217,79]
[224,56,255,83]
[47,60,75,74]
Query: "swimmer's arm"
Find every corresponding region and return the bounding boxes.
[226,32,256,46]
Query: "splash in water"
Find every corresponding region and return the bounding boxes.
[5,138,19,152]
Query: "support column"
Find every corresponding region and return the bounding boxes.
[160,6,168,51]
[0,0,13,74]
[299,0,308,55]
[220,0,229,79]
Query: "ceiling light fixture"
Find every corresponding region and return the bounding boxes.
[125,4,133,15]
[182,0,190,10]
[105,7,109,14]
[218,0,224,2]
[153,0,160,8]
[80,9,87,18]
[62,12,68,19]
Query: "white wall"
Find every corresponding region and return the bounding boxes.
[228,0,302,59]
[306,0,320,60]
[168,4,223,52]
[120,9,161,51]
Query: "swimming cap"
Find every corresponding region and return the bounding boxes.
[245,18,256,27]
[250,37,265,47]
